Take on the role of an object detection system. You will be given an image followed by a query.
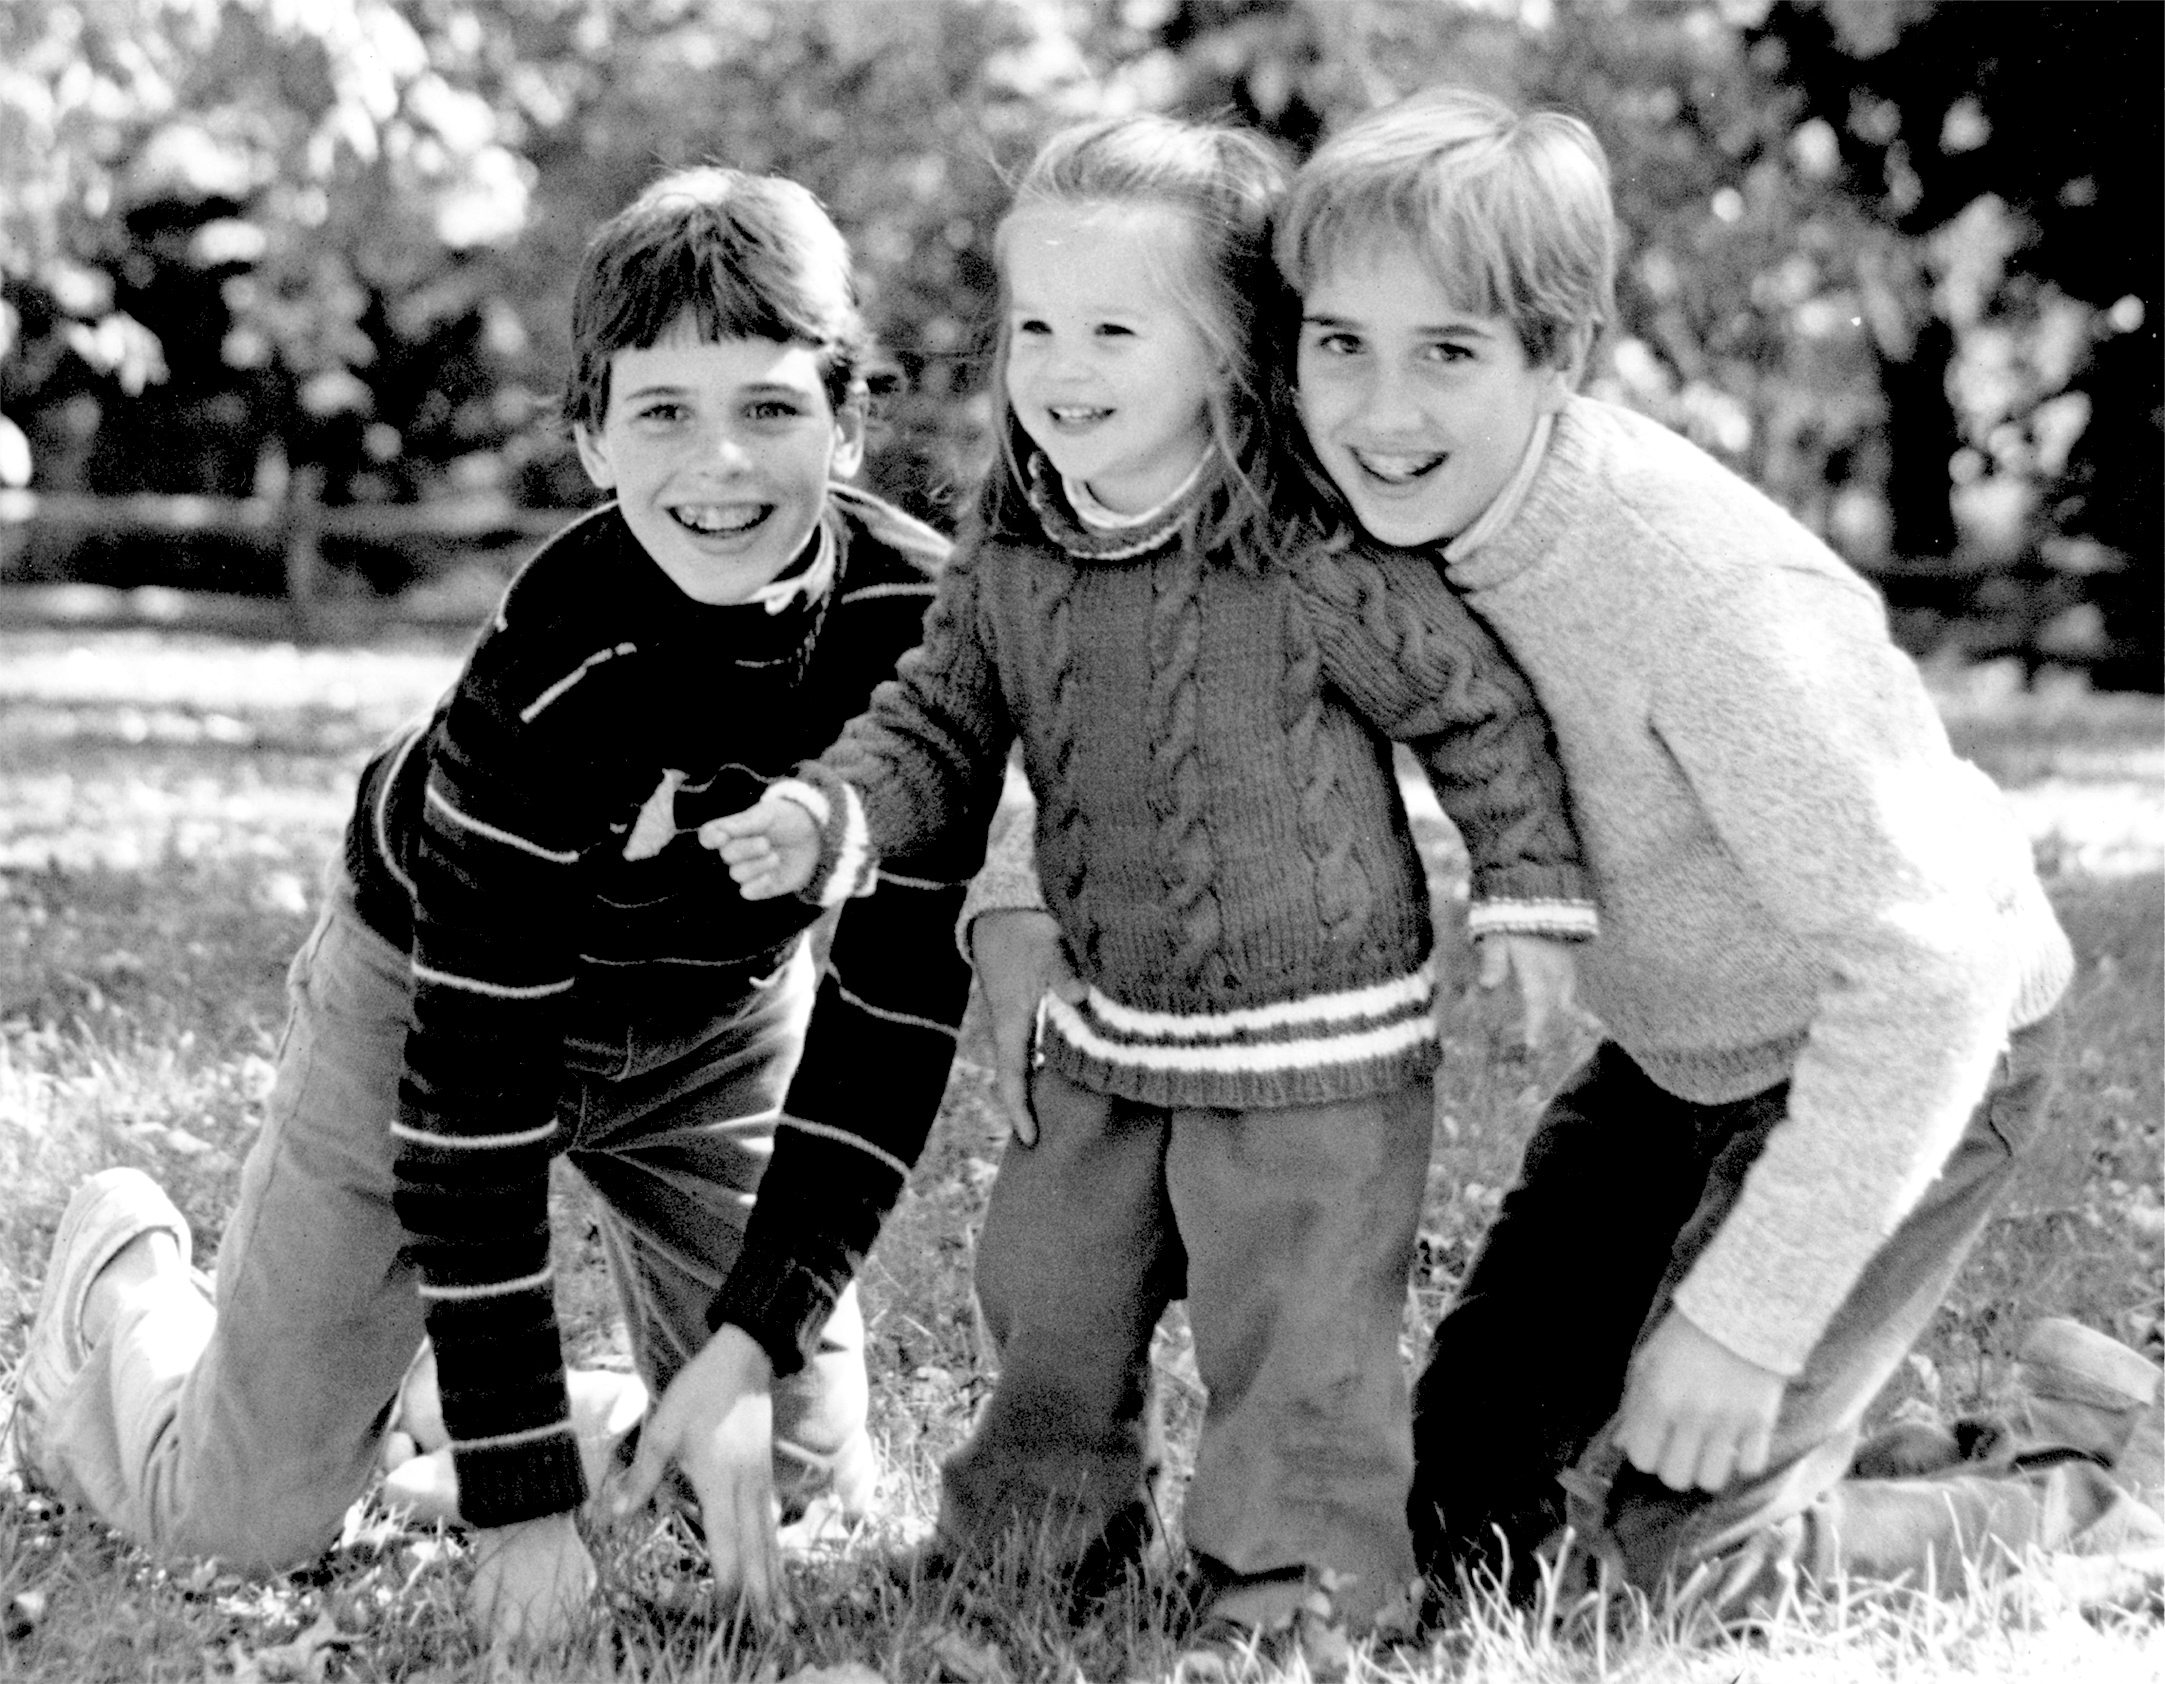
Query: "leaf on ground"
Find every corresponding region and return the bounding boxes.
[3,1589,47,1641]
[929,1627,1012,1684]
[782,1665,890,1684]
[221,1610,348,1682]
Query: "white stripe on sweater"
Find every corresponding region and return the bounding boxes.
[1045,994,1434,1074]
[450,1421,577,1453]
[410,960,575,999]
[372,725,425,901]
[519,642,638,722]
[779,1116,912,1180]
[418,1265,554,1302]
[425,786,582,863]
[1078,966,1433,1043]
[391,1118,559,1150]
[835,975,961,1038]
[1467,900,1601,939]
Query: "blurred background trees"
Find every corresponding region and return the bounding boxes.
[1,0,2155,686]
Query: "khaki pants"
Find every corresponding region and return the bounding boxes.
[938,1064,1432,1627]
[41,866,869,1567]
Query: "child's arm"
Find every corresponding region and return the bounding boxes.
[705,541,1013,909]
[1298,543,1598,964]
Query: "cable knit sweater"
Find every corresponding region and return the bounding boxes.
[344,487,973,1526]
[1434,396,2075,1377]
[783,467,1595,1111]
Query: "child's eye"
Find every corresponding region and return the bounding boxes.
[746,400,803,421]
[1093,322,1137,340]
[1013,317,1051,337]
[1306,329,1363,357]
[632,401,687,424]
[1422,341,1476,364]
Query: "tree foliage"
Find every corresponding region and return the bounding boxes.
[0,0,2154,682]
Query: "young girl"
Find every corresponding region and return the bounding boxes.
[709,115,1595,1638]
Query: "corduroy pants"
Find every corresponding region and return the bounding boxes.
[39,863,869,1567]
[938,1063,1433,1627]
[1410,1013,2160,1610]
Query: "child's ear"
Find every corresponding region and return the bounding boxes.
[573,423,617,491]
[828,392,867,480]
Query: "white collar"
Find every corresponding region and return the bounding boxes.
[743,517,837,616]
[1443,412,1555,564]
[1061,452,1210,533]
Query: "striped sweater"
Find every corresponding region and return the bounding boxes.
[344,486,973,1527]
[783,470,1594,1111]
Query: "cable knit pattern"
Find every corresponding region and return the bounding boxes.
[1146,533,1221,992]
[800,463,1594,1110]
[1279,582,1373,963]
[1435,394,2076,1375]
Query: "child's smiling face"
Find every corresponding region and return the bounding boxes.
[1001,201,1220,515]
[575,315,863,604]
[1296,241,1572,549]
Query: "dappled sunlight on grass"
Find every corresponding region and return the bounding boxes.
[0,629,2159,1682]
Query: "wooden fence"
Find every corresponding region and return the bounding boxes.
[0,471,581,636]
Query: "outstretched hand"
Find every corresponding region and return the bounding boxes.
[604,1324,790,1622]
[1475,932,1579,1051]
[700,790,819,901]
[970,909,1084,1146]
[1614,1310,1786,1494]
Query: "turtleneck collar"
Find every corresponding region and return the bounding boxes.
[1025,452,1211,562]
[1440,411,1555,568]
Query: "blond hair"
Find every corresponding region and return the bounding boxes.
[980,115,1293,557]
[1276,85,1616,368]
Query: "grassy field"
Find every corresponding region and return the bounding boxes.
[0,627,2159,1682]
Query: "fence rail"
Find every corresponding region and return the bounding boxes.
[0,476,583,634]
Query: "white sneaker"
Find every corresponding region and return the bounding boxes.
[10,1168,191,1486]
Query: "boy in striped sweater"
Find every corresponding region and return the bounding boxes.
[12,167,976,1648]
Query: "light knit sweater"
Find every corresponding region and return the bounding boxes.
[1435,396,2075,1376]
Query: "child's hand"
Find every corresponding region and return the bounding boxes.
[970,909,1086,1146]
[604,1325,791,1622]
[700,789,820,900]
[1475,933,1579,1050]
[1614,1309,1785,1493]
[469,1511,595,1652]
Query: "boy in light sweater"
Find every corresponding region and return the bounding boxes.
[1269,84,2162,1612]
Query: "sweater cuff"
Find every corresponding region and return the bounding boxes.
[778,769,878,907]
[1467,897,1599,941]
[704,1244,839,1380]
[450,1425,589,1528]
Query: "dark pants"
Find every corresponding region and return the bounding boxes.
[1408,1016,2144,1607]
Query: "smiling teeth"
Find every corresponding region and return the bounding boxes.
[672,503,764,534]
[1351,449,1445,485]
[1049,405,1110,424]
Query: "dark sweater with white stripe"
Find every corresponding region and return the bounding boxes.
[343,486,972,1528]
[789,470,1593,1111]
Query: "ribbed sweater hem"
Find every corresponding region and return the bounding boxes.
[1044,1033,1438,1110]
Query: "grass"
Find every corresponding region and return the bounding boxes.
[0,627,2159,1681]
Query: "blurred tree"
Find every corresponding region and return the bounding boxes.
[1755,0,2161,683]
[0,0,2154,682]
